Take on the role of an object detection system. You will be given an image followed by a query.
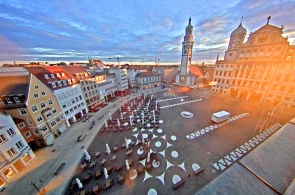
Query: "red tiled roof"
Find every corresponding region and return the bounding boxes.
[190,65,204,77]
[92,60,105,65]
[25,66,75,91]
[61,66,92,82]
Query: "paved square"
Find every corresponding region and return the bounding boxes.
[65,90,286,195]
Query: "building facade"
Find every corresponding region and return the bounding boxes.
[25,67,88,127]
[175,17,196,87]
[0,113,35,187]
[0,68,66,147]
[212,17,295,108]
[135,71,161,90]
[109,68,129,95]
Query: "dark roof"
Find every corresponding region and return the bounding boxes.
[0,75,29,95]
[136,71,160,77]
[25,66,76,91]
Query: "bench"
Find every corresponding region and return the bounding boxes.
[194,167,205,176]
[173,179,185,189]
[77,134,86,142]
[54,162,65,175]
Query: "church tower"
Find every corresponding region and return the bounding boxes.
[180,17,194,75]
[174,17,196,87]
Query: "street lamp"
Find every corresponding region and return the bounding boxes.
[31,181,43,195]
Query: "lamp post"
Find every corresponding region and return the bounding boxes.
[31,181,43,195]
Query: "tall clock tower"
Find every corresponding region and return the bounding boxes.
[180,17,194,75]
[175,17,196,87]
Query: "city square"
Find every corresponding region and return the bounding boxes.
[65,88,289,195]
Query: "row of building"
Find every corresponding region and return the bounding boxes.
[0,65,162,186]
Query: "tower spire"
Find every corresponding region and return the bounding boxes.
[216,52,219,62]
[240,16,243,24]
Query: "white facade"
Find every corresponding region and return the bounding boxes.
[127,69,141,87]
[0,113,35,187]
[96,74,117,101]
[109,69,129,92]
[54,85,87,127]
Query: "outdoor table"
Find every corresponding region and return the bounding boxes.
[88,161,96,168]
[137,165,145,173]
[115,165,123,171]
[139,145,144,150]
[125,149,133,156]
[121,143,126,148]
[113,146,118,152]
[104,179,112,190]
[117,174,125,183]
[92,185,100,194]
[95,152,100,157]
[106,166,113,173]
[113,128,117,132]
[83,174,91,183]
[81,163,87,169]
[111,155,117,162]
[100,158,106,166]
[128,159,134,166]
[95,169,102,179]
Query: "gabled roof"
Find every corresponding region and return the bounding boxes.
[136,71,160,77]
[190,65,204,77]
[25,66,76,91]
[251,23,283,35]
[61,66,92,82]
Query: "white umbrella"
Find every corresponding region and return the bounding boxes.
[125,159,130,170]
[147,151,151,162]
[109,113,112,120]
[76,178,83,189]
[117,118,120,127]
[104,167,109,179]
[153,110,156,124]
[125,138,129,149]
[104,120,108,128]
[142,112,144,124]
[120,112,123,120]
[129,116,132,126]
[106,144,111,155]
[84,150,91,162]
[142,135,145,144]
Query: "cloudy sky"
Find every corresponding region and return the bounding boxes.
[0,0,294,65]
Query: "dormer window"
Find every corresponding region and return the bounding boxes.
[51,74,55,78]
[44,74,49,79]
[72,79,76,83]
[58,81,62,87]
[6,97,12,103]
[61,73,65,77]
[14,97,21,102]
[84,73,88,77]
[56,73,60,77]
[52,82,56,88]
[63,80,67,85]
[68,79,72,84]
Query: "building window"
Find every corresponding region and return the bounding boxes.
[61,73,65,77]
[44,74,49,79]
[31,105,38,113]
[56,117,61,122]
[36,116,43,122]
[6,97,12,103]
[46,111,52,118]
[14,97,21,102]
[0,134,8,144]
[56,73,60,77]
[34,130,39,135]
[34,93,39,99]
[24,132,31,138]
[52,83,56,88]
[52,108,57,114]
[58,81,62,87]
[7,148,17,157]
[19,108,27,115]
[27,119,33,125]
[16,141,24,149]
[34,85,39,90]
[48,99,53,105]
[50,121,57,127]
[42,125,48,132]
[41,91,46,96]
[18,123,25,129]
[40,102,46,109]
[51,74,55,78]
[63,80,67,85]
[7,128,16,137]
[68,79,72,84]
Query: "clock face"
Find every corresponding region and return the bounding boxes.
[183,49,188,55]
